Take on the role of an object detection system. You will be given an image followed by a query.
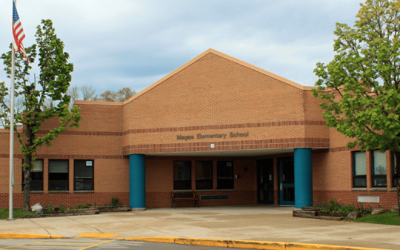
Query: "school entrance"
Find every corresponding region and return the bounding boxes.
[257,157,295,206]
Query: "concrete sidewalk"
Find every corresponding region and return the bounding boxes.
[0,205,399,249]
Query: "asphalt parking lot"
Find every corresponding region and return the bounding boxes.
[0,238,252,250]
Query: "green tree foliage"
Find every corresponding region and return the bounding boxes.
[0,19,81,211]
[312,0,400,214]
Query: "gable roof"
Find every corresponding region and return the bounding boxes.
[119,48,313,105]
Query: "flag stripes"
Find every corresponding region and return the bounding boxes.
[12,0,29,61]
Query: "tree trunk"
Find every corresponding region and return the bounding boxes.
[395,151,400,216]
[23,124,34,212]
[22,156,32,212]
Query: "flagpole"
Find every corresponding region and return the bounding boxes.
[8,0,16,221]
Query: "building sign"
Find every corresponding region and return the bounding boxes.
[177,132,249,140]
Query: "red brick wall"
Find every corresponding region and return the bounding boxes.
[0,102,129,209]
[123,52,329,153]
[312,149,397,209]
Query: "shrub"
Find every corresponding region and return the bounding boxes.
[315,199,372,217]
[58,206,66,213]
[111,197,120,206]
[44,204,53,214]
[76,204,90,209]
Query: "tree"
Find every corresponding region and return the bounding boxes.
[313,0,400,214]
[0,96,24,128]
[0,19,81,211]
[81,85,97,101]
[100,90,117,102]
[117,87,136,102]
[97,87,136,102]
[66,86,79,109]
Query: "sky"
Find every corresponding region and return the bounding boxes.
[0,0,363,96]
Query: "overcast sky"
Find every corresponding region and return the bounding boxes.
[0,0,362,96]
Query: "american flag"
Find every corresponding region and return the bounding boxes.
[12,0,29,61]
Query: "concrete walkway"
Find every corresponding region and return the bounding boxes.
[0,205,399,249]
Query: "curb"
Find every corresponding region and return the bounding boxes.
[119,237,389,250]
[0,233,64,239]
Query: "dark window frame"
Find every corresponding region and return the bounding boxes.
[353,151,367,188]
[74,160,94,191]
[48,159,69,191]
[217,161,234,190]
[173,161,192,190]
[371,150,387,187]
[195,161,213,190]
[22,159,43,191]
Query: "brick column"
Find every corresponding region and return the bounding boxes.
[69,159,74,193]
[366,151,372,190]
[43,159,48,193]
[273,158,279,205]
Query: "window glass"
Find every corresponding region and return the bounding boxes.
[31,160,43,172]
[373,151,386,175]
[49,160,69,190]
[74,160,94,190]
[217,161,234,189]
[353,152,366,187]
[196,161,213,190]
[354,152,366,175]
[173,161,191,190]
[372,150,387,187]
[22,160,43,191]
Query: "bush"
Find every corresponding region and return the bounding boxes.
[76,204,90,209]
[58,206,66,213]
[111,197,119,206]
[44,204,54,214]
[315,199,372,217]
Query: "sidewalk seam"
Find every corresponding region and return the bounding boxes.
[28,218,53,237]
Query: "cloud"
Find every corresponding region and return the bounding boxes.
[0,0,362,95]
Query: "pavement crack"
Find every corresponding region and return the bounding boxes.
[66,216,104,234]
[28,218,52,236]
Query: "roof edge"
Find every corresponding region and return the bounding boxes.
[75,100,122,106]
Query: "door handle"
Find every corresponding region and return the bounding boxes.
[280,183,282,191]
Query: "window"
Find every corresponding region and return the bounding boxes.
[74,160,94,190]
[49,160,69,190]
[353,151,366,187]
[372,150,387,187]
[393,153,398,187]
[22,160,43,191]
[173,161,191,190]
[195,161,213,190]
[217,161,234,189]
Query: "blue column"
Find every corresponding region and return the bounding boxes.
[129,154,146,209]
[294,148,313,209]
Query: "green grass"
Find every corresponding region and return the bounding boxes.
[0,208,35,219]
[352,211,400,225]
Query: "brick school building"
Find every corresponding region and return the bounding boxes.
[0,49,397,210]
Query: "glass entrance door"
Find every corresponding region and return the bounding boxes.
[279,157,295,206]
[257,159,274,204]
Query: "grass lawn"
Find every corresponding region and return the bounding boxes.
[352,211,400,225]
[0,208,35,219]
